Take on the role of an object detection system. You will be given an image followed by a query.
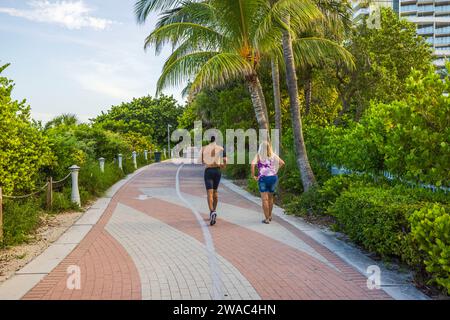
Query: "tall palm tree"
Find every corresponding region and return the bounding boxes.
[280,16,317,190]
[267,0,353,175]
[271,58,283,143]
[272,1,353,191]
[136,0,321,132]
[300,0,352,114]
[135,0,352,192]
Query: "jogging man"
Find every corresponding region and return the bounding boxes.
[200,136,227,226]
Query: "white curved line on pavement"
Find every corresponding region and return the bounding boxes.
[176,164,224,300]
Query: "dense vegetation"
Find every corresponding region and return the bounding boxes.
[0,0,448,297]
[145,4,448,295]
[0,64,177,247]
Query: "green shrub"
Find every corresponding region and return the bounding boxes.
[409,204,450,294]
[284,174,384,216]
[79,162,124,202]
[50,187,79,212]
[277,148,303,194]
[246,176,259,195]
[0,64,54,194]
[224,163,249,180]
[390,184,449,204]
[285,185,323,216]
[328,186,422,258]
[2,198,42,246]
[364,68,450,187]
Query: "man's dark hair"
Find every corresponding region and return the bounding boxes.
[210,136,216,143]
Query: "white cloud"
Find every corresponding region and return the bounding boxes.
[69,59,146,101]
[0,0,115,30]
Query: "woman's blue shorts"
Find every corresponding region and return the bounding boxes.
[258,175,278,193]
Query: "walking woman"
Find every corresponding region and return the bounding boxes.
[251,141,285,224]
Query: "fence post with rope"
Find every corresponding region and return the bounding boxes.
[118,154,123,171]
[47,177,53,210]
[132,151,137,169]
[99,157,105,173]
[69,165,81,207]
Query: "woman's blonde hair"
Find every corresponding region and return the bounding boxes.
[257,141,274,160]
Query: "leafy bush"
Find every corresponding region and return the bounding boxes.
[92,95,183,147]
[409,204,450,294]
[328,186,423,258]
[285,174,385,216]
[0,64,53,194]
[277,147,303,194]
[223,151,251,180]
[2,199,42,246]
[363,68,450,187]
[49,187,79,212]
[285,185,323,216]
[79,162,125,203]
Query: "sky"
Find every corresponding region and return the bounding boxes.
[0,0,184,123]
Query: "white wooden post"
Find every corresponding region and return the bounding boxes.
[144,150,148,161]
[118,154,123,170]
[132,151,137,169]
[99,157,105,173]
[69,165,81,207]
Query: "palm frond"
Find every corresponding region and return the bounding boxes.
[135,0,184,23]
[156,2,217,29]
[292,37,355,70]
[157,51,220,95]
[254,0,323,52]
[145,22,224,54]
[189,53,254,94]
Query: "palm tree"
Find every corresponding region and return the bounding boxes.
[271,58,283,143]
[135,0,352,192]
[272,1,353,191]
[136,0,321,132]
[44,114,79,130]
[267,0,353,188]
[300,0,352,114]
[280,16,317,190]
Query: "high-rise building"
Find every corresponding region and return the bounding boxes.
[398,0,450,66]
[352,1,450,66]
[352,1,396,22]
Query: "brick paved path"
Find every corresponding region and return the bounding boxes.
[23,162,391,300]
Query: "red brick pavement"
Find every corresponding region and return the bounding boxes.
[23,199,141,300]
[21,162,391,300]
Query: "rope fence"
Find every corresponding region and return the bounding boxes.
[52,172,72,185]
[2,182,49,200]
[0,150,163,243]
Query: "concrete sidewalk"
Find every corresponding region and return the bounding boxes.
[0,162,428,300]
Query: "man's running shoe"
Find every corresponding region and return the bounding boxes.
[210,211,217,226]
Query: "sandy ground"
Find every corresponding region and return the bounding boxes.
[0,210,83,283]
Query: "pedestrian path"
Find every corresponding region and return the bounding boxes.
[0,162,418,300]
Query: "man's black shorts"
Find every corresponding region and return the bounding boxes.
[204,167,222,190]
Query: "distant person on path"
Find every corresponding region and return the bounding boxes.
[200,136,227,226]
[251,141,285,224]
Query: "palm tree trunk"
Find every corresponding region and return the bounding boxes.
[281,18,316,192]
[246,73,269,131]
[304,66,312,116]
[271,58,282,144]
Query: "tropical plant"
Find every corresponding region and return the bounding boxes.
[409,204,450,294]
[138,0,331,130]
[334,7,433,124]
[0,64,54,194]
[92,95,182,147]
[136,0,355,192]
